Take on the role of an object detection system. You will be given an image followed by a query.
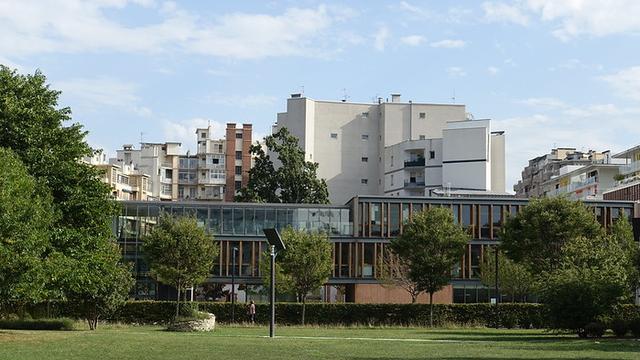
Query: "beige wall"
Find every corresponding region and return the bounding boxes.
[354,284,453,304]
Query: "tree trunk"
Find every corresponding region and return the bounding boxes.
[301,296,306,326]
[411,292,417,304]
[429,292,434,327]
[176,286,181,319]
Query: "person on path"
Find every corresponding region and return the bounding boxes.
[248,300,256,324]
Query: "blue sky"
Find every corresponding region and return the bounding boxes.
[1,0,640,191]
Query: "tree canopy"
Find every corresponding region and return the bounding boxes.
[390,207,470,326]
[500,197,603,273]
[236,127,329,204]
[275,228,333,325]
[142,214,219,317]
[479,249,535,303]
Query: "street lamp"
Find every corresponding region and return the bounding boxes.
[263,228,286,338]
[231,246,238,323]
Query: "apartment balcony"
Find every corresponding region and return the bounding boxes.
[160,177,172,184]
[199,177,226,185]
[404,158,425,168]
[198,192,223,200]
[404,180,426,188]
[549,176,598,197]
[620,161,640,175]
[178,178,197,185]
[199,162,225,170]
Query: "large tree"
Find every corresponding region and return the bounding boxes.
[390,207,470,326]
[610,215,639,291]
[500,197,602,274]
[0,148,53,307]
[479,249,535,303]
[277,228,333,325]
[236,127,329,204]
[0,66,132,326]
[142,214,219,317]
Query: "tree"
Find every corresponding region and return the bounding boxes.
[390,207,470,326]
[479,249,535,302]
[0,148,53,307]
[500,197,602,274]
[377,248,423,303]
[142,214,219,317]
[277,228,333,325]
[539,235,631,334]
[259,250,294,297]
[610,215,640,291]
[0,66,132,326]
[236,127,329,204]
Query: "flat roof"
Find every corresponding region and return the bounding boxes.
[613,144,640,159]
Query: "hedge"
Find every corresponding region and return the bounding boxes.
[6,302,640,329]
[0,318,74,331]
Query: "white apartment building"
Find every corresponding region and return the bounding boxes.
[83,151,153,201]
[542,161,620,201]
[274,94,506,204]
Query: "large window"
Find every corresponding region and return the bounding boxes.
[480,205,490,238]
[492,205,502,238]
[389,203,400,236]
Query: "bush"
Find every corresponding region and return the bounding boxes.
[610,319,629,337]
[580,322,605,338]
[630,318,640,338]
[0,318,74,330]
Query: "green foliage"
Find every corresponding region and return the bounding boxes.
[479,250,535,302]
[610,319,629,337]
[0,318,74,331]
[630,318,640,337]
[277,228,333,324]
[0,148,53,305]
[0,66,129,330]
[500,197,603,273]
[390,207,470,325]
[259,250,294,297]
[581,322,606,338]
[236,127,329,204]
[539,236,631,332]
[610,215,640,290]
[142,214,219,317]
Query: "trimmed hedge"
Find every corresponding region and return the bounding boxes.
[0,318,74,331]
[6,301,640,330]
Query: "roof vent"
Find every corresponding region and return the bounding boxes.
[391,93,401,103]
[291,93,302,98]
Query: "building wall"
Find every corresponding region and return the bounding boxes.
[275,95,500,204]
[354,284,453,304]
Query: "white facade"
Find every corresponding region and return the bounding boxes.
[542,163,620,200]
[274,94,506,204]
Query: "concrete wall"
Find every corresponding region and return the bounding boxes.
[354,284,453,304]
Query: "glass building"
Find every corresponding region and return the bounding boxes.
[114,196,636,302]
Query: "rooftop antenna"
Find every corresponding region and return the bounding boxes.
[140,132,145,145]
[451,89,456,104]
[300,85,305,95]
[342,88,350,102]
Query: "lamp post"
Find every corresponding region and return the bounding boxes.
[231,246,238,323]
[494,245,500,305]
[263,228,286,338]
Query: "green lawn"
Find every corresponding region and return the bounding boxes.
[1,325,639,359]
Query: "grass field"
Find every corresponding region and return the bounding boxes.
[1,325,639,359]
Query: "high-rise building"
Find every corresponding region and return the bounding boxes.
[604,144,640,201]
[274,93,506,204]
[83,151,153,201]
[513,148,610,198]
[112,123,252,201]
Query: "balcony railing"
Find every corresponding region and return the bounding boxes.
[404,158,425,167]
[549,176,598,196]
[620,161,640,175]
[404,180,426,187]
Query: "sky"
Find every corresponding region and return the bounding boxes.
[1,0,639,192]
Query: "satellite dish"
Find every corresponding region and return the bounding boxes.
[263,228,286,251]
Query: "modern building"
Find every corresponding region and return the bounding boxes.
[604,144,640,201]
[111,123,252,202]
[514,148,610,198]
[273,94,506,204]
[114,196,636,303]
[542,162,621,200]
[83,151,153,201]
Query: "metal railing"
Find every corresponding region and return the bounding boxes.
[404,158,425,167]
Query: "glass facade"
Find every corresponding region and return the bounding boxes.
[113,197,635,301]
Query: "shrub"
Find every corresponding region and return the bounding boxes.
[630,318,640,338]
[580,322,605,338]
[610,319,629,337]
[0,318,74,330]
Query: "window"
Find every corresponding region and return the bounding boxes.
[361,179,368,184]
[235,151,242,160]
[429,151,435,159]
[201,132,207,138]
[235,166,242,175]
[419,135,426,140]
[235,132,243,139]
[361,157,368,162]
[391,155,394,166]
[362,112,369,117]
[235,181,242,190]
[361,134,369,140]
[218,144,223,152]
[330,133,338,139]
[390,174,394,186]
[419,112,426,119]
[212,158,219,164]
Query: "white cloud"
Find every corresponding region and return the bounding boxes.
[446,66,466,77]
[519,97,567,109]
[400,35,425,46]
[374,26,390,51]
[0,56,24,72]
[600,66,640,101]
[430,39,466,48]
[487,66,500,75]
[482,2,529,26]
[163,118,225,152]
[0,1,350,59]
[56,76,148,114]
